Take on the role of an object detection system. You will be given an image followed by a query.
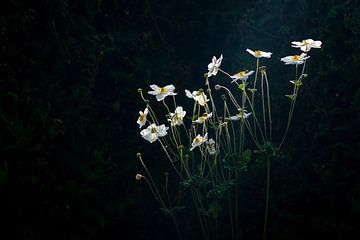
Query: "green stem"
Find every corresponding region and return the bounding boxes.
[262,155,271,240]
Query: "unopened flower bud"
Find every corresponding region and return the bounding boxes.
[214,84,221,91]
[135,174,143,180]
[136,153,142,158]
[164,172,169,177]
[137,88,143,93]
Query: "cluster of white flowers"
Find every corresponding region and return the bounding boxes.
[136,38,322,156]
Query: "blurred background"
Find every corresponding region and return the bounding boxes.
[1,0,360,239]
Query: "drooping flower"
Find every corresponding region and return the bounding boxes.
[206,138,216,155]
[137,107,149,129]
[148,84,177,101]
[168,106,186,126]
[231,70,255,83]
[280,53,310,65]
[291,39,322,52]
[230,108,252,120]
[190,133,208,151]
[185,89,209,106]
[193,112,213,124]
[140,123,169,143]
[207,54,223,77]
[246,49,272,58]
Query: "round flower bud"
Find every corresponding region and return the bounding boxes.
[135,174,143,180]
[214,84,221,91]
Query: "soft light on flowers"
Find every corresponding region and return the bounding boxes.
[148,84,177,101]
[190,133,208,151]
[230,108,252,120]
[280,53,310,65]
[193,112,213,124]
[140,123,169,143]
[185,89,209,106]
[246,49,272,58]
[291,39,322,52]
[207,54,223,77]
[137,107,149,129]
[231,70,255,83]
[206,138,216,155]
[168,106,186,126]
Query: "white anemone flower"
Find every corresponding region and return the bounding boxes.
[137,107,149,129]
[185,89,209,106]
[140,123,169,143]
[280,53,310,65]
[231,70,255,83]
[246,49,272,58]
[291,39,322,52]
[207,54,223,77]
[190,133,208,151]
[206,138,216,155]
[168,106,186,126]
[230,108,252,120]
[148,84,177,101]
[193,112,213,124]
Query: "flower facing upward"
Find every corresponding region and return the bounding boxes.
[291,39,322,52]
[230,108,252,120]
[207,54,223,77]
[190,133,208,151]
[168,106,186,126]
[231,70,255,83]
[246,49,272,58]
[185,89,209,106]
[206,138,216,155]
[140,123,169,143]
[193,112,213,124]
[148,84,177,101]
[280,53,310,65]
[137,107,149,129]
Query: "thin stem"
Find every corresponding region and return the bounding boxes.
[262,155,271,240]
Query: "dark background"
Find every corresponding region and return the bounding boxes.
[1,0,360,239]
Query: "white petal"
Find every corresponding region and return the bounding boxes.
[150,84,159,90]
[185,90,193,99]
[148,90,158,95]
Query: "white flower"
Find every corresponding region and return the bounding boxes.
[230,108,252,120]
[207,54,223,77]
[148,84,177,101]
[137,107,149,129]
[206,138,216,155]
[231,70,255,83]
[190,133,208,151]
[246,49,272,58]
[291,39,322,52]
[140,123,169,143]
[168,106,186,126]
[193,112,213,124]
[185,89,209,106]
[280,53,310,65]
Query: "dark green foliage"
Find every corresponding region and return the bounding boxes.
[1,0,360,239]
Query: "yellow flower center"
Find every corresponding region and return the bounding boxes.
[199,116,206,121]
[237,71,246,76]
[254,50,262,55]
[139,114,145,122]
[159,87,168,93]
[291,55,301,60]
[151,127,157,133]
[194,137,202,143]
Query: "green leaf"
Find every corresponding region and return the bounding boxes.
[285,94,297,100]
[238,83,246,91]
[242,149,252,162]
